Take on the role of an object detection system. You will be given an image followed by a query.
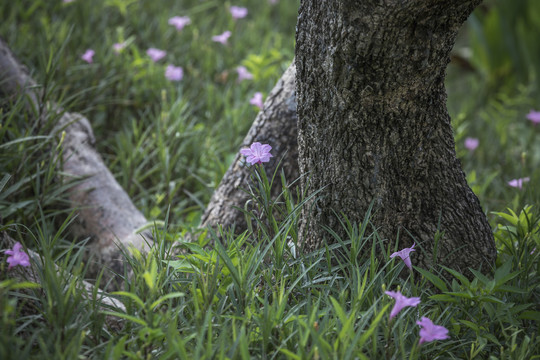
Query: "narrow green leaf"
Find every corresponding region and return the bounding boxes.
[440,266,470,287]
[111,291,145,309]
[416,267,448,292]
[518,311,540,321]
[358,304,390,348]
[150,292,185,310]
[278,349,301,360]
[102,311,148,327]
[329,296,347,325]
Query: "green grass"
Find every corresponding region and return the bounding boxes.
[1,0,539,358]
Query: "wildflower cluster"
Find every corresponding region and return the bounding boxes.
[73,2,274,100]
[387,243,449,345]
[240,144,450,346]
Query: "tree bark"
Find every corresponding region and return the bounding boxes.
[200,61,299,234]
[295,1,496,274]
[0,37,151,288]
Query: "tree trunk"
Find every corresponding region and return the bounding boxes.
[200,61,299,234]
[295,1,496,274]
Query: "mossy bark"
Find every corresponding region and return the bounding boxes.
[295,0,496,274]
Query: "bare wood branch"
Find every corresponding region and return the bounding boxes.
[0,37,152,288]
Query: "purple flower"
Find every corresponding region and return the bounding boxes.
[212,31,232,45]
[250,92,264,109]
[464,137,479,151]
[168,16,191,31]
[147,48,166,62]
[5,242,30,269]
[113,41,127,55]
[417,317,449,345]
[165,65,183,81]
[390,243,415,270]
[508,177,530,189]
[385,290,421,320]
[236,66,253,82]
[240,142,273,165]
[230,6,248,19]
[81,49,95,63]
[526,110,540,125]
[269,0,278,3]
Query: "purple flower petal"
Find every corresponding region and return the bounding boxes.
[113,41,127,55]
[417,317,449,345]
[236,66,254,82]
[250,92,264,110]
[230,6,248,19]
[5,242,30,269]
[526,110,540,125]
[212,31,232,45]
[464,137,479,151]
[165,65,183,81]
[240,142,273,165]
[81,49,95,63]
[507,177,530,189]
[147,48,167,62]
[390,243,416,270]
[168,16,191,31]
[385,290,421,320]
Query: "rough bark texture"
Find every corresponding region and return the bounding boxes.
[0,37,151,288]
[200,61,299,234]
[295,0,496,274]
[56,112,152,284]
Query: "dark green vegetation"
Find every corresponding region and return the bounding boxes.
[1,0,539,358]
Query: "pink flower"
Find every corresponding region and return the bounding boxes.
[385,291,421,320]
[212,31,232,45]
[236,66,253,82]
[168,16,191,31]
[63,0,75,3]
[464,137,479,151]
[390,243,415,270]
[81,49,95,63]
[250,92,264,109]
[269,0,278,4]
[508,177,530,189]
[165,65,183,81]
[417,317,449,345]
[240,142,273,165]
[230,6,248,19]
[113,41,127,55]
[5,242,30,269]
[147,48,166,62]
[526,110,540,125]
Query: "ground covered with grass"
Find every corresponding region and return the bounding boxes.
[1,0,539,358]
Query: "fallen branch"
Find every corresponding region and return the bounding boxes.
[0,37,152,289]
